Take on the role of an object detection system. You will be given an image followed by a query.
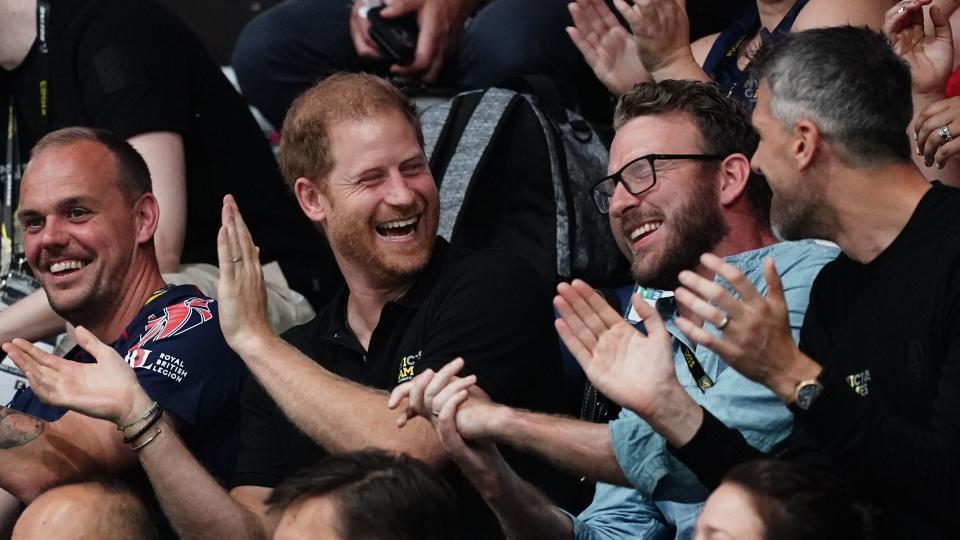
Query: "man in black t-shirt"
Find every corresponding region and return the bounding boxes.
[15,73,578,539]
[553,27,960,539]
[0,0,340,341]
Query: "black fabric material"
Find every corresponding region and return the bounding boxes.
[700,0,808,109]
[0,0,341,308]
[672,183,960,539]
[232,239,585,539]
[426,86,631,288]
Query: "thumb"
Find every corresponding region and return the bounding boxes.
[74,326,122,367]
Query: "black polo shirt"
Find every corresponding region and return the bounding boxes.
[232,239,580,538]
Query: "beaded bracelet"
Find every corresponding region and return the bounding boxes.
[123,408,164,444]
[117,401,160,432]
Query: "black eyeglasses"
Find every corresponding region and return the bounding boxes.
[590,153,726,214]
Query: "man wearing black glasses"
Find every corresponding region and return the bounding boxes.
[387,79,838,539]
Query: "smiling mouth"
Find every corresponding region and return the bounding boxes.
[375,216,419,239]
[628,221,663,243]
[48,260,87,277]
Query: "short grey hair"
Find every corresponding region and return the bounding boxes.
[752,26,913,165]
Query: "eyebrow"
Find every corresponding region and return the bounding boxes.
[17,196,95,220]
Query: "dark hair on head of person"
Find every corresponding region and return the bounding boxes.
[279,72,424,192]
[613,80,771,227]
[723,460,875,540]
[750,26,913,166]
[266,450,460,540]
[30,126,153,204]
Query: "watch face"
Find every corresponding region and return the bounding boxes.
[796,383,823,410]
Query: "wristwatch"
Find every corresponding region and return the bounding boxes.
[791,379,823,412]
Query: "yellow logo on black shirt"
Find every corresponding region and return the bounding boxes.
[397,350,422,383]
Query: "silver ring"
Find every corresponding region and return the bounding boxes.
[431,410,441,417]
[231,256,242,263]
[897,5,906,13]
[939,125,954,143]
[717,315,729,331]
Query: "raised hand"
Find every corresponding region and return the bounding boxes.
[216,195,272,354]
[554,279,678,416]
[567,0,649,95]
[3,326,149,425]
[614,0,703,81]
[885,0,953,95]
[673,254,814,400]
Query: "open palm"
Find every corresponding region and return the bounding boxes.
[555,280,678,415]
[4,327,140,424]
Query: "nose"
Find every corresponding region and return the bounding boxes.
[607,180,639,218]
[383,171,417,207]
[37,216,70,250]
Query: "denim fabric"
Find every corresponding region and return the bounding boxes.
[572,239,839,539]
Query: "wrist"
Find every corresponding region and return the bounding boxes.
[647,49,702,82]
[643,382,704,448]
[913,87,947,110]
[482,403,515,442]
[227,328,278,359]
[116,387,154,427]
[766,350,823,405]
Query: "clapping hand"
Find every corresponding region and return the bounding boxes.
[567,0,649,95]
[216,195,271,354]
[673,254,813,401]
[554,279,679,416]
[3,326,150,426]
[885,0,953,95]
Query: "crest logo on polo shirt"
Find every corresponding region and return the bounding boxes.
[130,297,213,352]
[397,350,422,384]
[123,297,212,383]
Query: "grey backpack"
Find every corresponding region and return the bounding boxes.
[421,86,630,286]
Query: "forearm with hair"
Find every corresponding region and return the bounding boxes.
[489,407,628,486]
[234,334,446,464]
[136,416,269,540]
[476,450,574,540]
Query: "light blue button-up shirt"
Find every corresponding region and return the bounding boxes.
[572,239,839,540]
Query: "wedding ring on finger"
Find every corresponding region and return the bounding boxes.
[431,409,441,417]
[717,315,730,331]
[939,125,954,143]
[231,256,242,263]
[897,5,906,13]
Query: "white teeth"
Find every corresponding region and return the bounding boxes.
[50,260,85,274]
[630,222,662,241]
[380,216,418,229]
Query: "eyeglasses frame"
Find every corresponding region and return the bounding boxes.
[590,153,727,214]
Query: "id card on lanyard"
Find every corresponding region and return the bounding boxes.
[626,285,714,392]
